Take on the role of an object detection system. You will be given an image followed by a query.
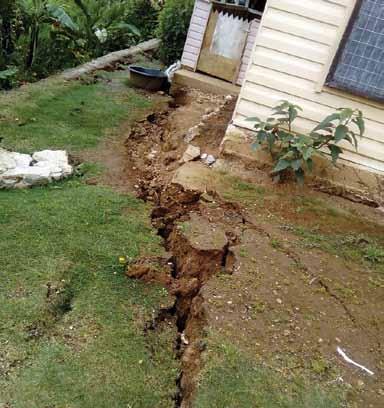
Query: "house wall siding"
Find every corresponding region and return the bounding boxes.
[181,0,211,70]
[233,0,384,174]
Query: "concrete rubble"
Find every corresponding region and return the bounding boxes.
[0,148,73,189]
[180,144,201,163]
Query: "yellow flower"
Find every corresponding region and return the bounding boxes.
[118,256,127,265]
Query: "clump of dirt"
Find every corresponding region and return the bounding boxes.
[126,256,173,286]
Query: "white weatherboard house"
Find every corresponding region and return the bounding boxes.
[181,0,384,198]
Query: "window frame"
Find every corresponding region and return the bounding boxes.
[315,0,360,93]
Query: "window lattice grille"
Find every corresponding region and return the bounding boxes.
[327,0,384,102]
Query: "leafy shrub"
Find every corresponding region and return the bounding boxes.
[247,101,365,183]
[0,0,144,88]
[157,0,194,65]
[0,67,18,89]
[125,0,159,40]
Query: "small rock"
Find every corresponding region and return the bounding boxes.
[184,125,200,143]
[181,332,189,345]
[201,192,214,203]
[204,155,216,166]
[225,95,233,102]
[2,166,51,187]
[181,145,201,163]
[276,298,282,304]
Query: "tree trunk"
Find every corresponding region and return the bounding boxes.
[0,0,15,63]
[26,25,39,68]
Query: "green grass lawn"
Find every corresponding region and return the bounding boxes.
[194,336,346,408]
[0,72,151,153]
[0,74,178,407]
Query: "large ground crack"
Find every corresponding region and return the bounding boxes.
[126,180,234,407]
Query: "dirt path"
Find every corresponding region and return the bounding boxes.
[85,85,384,407]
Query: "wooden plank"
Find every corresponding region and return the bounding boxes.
[245,65,384,125]
[183,44,200,55]
[181,0,211,70]
[262,8,338,45]
[190,23,207,34]
[256,28,330,63]
[269,0,345,26]
[252,47,324,81]
[185,38,203,49]
[182,51,198,63]
[188,30,205,41]
[195,0,211,11]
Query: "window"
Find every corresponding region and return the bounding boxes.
[326,0,384,102]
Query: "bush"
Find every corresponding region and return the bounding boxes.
[125,0,159,41]
[247,101,365,183]
[157,0,194,65]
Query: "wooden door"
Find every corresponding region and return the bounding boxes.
[197,10,250,82]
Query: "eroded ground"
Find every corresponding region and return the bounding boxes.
[90,86,384,408]
[1,69,383,408]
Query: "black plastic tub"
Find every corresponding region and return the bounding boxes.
[129,65,168,91]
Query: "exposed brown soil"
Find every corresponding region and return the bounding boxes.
[86,85,384,407]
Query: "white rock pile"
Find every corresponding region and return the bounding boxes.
[0,148,73,189]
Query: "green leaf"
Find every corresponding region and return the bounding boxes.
[279,130,294,142]
[338,108,353,121]
[112,22,141,37]
[288,107,299,123]
[303,147,314,161]
[47,5,79,32]
[353,115,365,137]
[281,151,295,160]
[245,116,261,122]
[313,113,340,132]
[272,110,286,115]
[291,159,302,171]
[334,124,348,142]
[0,67,18,80]
[349,131,358,150]
[257,130,267,143]
[306,158,314,172]
[273,159,291,173]
[267,133,276,150]
[328,145,342,164]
